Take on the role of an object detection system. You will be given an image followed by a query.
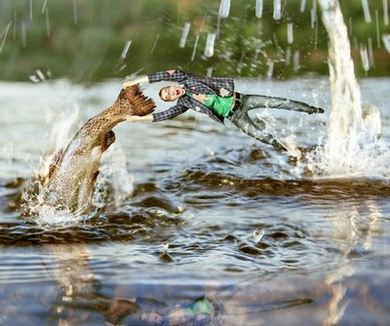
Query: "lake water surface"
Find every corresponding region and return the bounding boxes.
[0,77,389,325]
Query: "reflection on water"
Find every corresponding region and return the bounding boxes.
[0,78,389,324]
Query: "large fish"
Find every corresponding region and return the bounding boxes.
[38,84,155,214]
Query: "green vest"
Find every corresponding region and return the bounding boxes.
[189,93,233,118]
[204,95,234,118]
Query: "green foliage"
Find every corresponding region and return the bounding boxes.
[0,0,389,82]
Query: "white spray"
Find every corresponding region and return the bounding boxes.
[309,0,388,178]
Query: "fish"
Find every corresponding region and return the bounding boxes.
[36,84,155,214]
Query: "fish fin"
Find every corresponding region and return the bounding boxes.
[120,84,156,116]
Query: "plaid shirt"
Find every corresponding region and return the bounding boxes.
[148,70,235,124]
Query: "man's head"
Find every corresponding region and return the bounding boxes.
[159,86,185,102]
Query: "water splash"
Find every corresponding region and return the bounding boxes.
[93,142,134,208]
[308,0,389,178]
[22,96,133,223]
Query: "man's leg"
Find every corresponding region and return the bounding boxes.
[244,94,323,114]
[229,106,287,151]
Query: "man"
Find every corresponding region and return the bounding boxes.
[123,69,324,151]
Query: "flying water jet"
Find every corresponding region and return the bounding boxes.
[311,0,388,177]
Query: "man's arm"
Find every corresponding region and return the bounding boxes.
[126,104,189,123]
[126,114,153,122]
[123,69,191,88]
[147,70,190,84]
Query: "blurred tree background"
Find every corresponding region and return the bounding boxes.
[0,0,389,83]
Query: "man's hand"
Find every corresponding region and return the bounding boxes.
[219,88,230,97]
[122,76,149,89]
[192,94,208,103]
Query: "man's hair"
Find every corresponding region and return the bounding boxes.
[159,87,169,102]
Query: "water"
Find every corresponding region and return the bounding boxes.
[384,33,390,53]
[287,23,294,45]
[300,0,306,13]
[120,41,132,61]
[255,0,263,18]
[179,23,191,49]
[0,22,11,55]
[204,32,216,58]
[218,0,230,19]
[0,76,389,324]
[361,0,372,23]
[1,0,390,324]
[273,0,282,21]
[360,43,370,73]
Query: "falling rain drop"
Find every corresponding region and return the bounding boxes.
[73,0,78,25]
[206,67,213,77]
[375,10,381,48]
[13,11,17,41]
[300,0,306,13]
[21,21,26,47]
[359,43,370,73]
[191,33,200,61]
[179,22,191,48]
[361,0,372,23]
[314,15,319,49]
[0,22,11,55]
[41,0,48,14]
[311,0,317,29]
[218,0,230,18]
[367,37,375,67]
[30,0,33,20]
[255,0,263,18]
[273,0,282,20]
[266,60,274,79]
[45,7,50,36]
[293,50,300,72]
[204,32,216,58]
[120,40,132,61]
[150,34,159,55]
[383,34,390,53]
[384,0,389,25]
[287,22,294,44]
[285,46,291,66]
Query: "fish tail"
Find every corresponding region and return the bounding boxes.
[119,84,155,116]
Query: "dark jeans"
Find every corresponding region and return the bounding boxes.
[228,94,323,151]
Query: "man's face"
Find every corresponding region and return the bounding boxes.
[160,86,185,102]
